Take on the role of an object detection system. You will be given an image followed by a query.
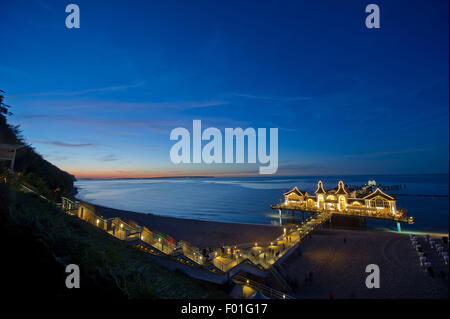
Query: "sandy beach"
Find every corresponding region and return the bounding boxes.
[93,204,284,248]
[91,203,448,299]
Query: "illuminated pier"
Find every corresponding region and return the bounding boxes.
[271,180,414,225]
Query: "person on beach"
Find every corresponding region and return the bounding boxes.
[328,292,333,299]
[344,238,346,243]
[427,267,435,278]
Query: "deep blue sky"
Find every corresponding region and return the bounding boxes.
[0,0,448,177]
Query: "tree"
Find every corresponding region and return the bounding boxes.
[0,89,13,121]
[0,91,21,144]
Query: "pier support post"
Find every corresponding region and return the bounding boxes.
[278,209,282,225]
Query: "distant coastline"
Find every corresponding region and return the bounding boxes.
[75,172,449,180]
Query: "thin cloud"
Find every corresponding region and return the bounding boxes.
[0,65,33,79]
[32,0,58,15]
[342,148,430,158]
[98,154,119,162]
[12,98,227,113]
[76,99,227,111]
[10,81,145,97]
[33,140,97,148]
[232,93,314,102]
[14,114,249,134]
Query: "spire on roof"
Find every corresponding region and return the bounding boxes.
[315,180,326,194]
[335,180,348,195]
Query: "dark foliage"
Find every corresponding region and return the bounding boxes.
[0,91,76,197]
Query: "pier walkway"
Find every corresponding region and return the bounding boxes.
[271,203,414,224]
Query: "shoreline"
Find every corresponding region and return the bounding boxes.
[85,201,449,248]
[89,202,284,248]
[83,200,278,227]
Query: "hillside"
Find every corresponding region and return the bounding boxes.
[0,92,228,299]
[0,91,76,198]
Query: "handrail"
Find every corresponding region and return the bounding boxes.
[232,274,293,299]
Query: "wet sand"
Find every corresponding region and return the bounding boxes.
[93,204,283,248]
[281,228,449,299]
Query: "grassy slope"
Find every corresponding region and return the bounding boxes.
[1,185,229,299]
[0,111,76,198]
[1,95,228,299]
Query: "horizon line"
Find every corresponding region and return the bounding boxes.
[73,172,450,180]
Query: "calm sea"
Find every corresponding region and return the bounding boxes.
[75,174,449,233]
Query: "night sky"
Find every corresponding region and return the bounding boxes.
[1,0,448,178]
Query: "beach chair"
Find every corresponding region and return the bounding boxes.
[419,256,427,266]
